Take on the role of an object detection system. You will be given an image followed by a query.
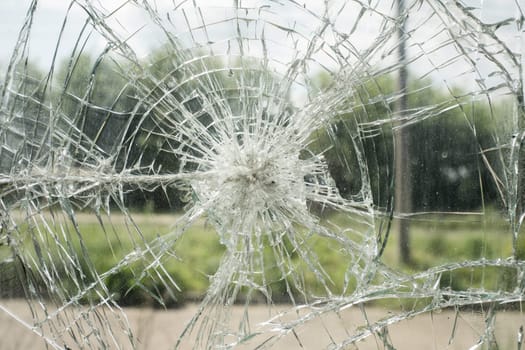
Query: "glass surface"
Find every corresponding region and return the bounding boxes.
[0,0,523,349]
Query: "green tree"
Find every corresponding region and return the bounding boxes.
[310,73,499,213]
[55,53,132,163]
[53,47,286,211]
[1,61,48,171]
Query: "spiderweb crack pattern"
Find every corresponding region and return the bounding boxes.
[0,0,524,349]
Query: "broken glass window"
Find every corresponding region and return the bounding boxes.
[0,0,523,349]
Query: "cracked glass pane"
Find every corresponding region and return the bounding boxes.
[0,0,524,349]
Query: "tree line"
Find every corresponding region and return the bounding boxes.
[2,51,505,213]
[310,72,502,213]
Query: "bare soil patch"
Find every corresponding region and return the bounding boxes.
[1,299,522,349]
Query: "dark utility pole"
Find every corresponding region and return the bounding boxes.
[394,0,412,264]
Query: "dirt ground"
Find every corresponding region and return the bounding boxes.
[0,299,523,349]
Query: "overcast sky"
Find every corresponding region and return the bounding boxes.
[0,0,521,92]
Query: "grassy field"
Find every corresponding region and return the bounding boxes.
[2,208,524,307]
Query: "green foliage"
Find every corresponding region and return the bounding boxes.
[310,72,500,212]
[517,237,525,260]
[105,268,155,306]
[53,51,194,211]
[406,95,498,211]
[19,49,503,214]
[463,237,492,259]
[439,265,518,293]
[0,62,49,172]
[3,211,519,307]
[425,235,448,257]
[6,47,517,308]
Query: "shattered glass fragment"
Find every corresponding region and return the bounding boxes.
[0,0,524,349]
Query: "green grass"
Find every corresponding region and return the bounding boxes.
[2,209,524,307]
